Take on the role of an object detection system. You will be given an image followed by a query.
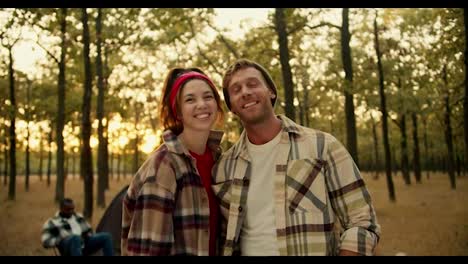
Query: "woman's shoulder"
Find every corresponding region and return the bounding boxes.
[128,143,179,195]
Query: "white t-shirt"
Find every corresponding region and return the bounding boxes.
[67,215,83,236]
[241,131,282,256]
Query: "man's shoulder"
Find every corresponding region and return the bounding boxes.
[278,114,336,141]
[292,123,337,143]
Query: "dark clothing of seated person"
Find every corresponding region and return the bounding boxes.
[41,198,114,256]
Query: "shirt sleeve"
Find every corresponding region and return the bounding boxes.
[121,159,176,256]
[41,220,60,248]
[325,137,381,255]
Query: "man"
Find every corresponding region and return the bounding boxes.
[41,198,114,256]
[212,59,381,256]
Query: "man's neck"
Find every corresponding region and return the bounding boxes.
[244,115,282,145]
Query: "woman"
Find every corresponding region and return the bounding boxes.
[121,67,224,256]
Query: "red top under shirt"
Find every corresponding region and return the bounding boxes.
[189,148,219,256]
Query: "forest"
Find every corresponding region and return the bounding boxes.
[0,8,466,223]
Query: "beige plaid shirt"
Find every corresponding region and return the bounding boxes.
[212,115,380,256]
[121,129,223,256]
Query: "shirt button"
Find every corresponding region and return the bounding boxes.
[238,206,243,212]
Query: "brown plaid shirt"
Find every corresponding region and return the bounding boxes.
[121,129,223,256]
[212,115,381,256]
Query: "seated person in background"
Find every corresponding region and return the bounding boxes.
[41,198,114,256]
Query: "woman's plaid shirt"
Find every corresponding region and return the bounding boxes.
[212,115,381,256]
[121,129,223,256]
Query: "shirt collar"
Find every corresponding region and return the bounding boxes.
[162,129,224,157]
[232,114,302,159]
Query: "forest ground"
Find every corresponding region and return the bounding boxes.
[0,171,467,256]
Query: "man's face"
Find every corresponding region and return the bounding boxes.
[227,67,275,125]
[60,203,75,218]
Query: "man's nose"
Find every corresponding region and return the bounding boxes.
[240,85,252,97]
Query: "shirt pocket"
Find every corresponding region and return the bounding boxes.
[286,158,327,214]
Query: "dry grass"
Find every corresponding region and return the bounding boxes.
[1,172,467,256]
[367,172,468,256]
[0,174,132,256]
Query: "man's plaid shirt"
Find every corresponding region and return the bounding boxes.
[212,115,381,256]
[121,129,224,256]
[41,212,93,248]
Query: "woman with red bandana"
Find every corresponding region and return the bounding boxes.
[121,68,224,256]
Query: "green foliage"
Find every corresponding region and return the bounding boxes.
[1,8,466,173]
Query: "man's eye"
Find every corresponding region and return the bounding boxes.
[247,81,258,87]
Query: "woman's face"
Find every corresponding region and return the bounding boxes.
[178,79,218,133]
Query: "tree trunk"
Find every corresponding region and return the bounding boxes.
[300,68,310,127]
[81,8,94,220]
[400,114,411,185]
[8,47,17,201]
[38,127,44,181]
[103,45,110,190]
[442,65,456,189]
[374,12,395,202]
[55,8,67,203]
[133,104,140,175]
[412,113,422,183]
[3,131,8,186]
[274,8,296,121]
[422,117,430,179]
[96,8,108,208]
[463,8,468,176]
[341,8,359,167]
[117,152,121,181]
[370,114,380,179]
[47,127,53,187]
[25,79,32,192]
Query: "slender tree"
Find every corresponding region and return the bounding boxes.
[6,38,20,200]
[24,78,32,191]
[340,8,359,167]
[55,8,68,203]
[374,11,395,202]
[464,8,468,175]
[442,64,456,189]
[412,113,422,183]
[370,113,380,179]
[96,8,109,208]
[81,8,94,219]
[274,8,296,120]
[3,135,7,186]
[46,126,53,187]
